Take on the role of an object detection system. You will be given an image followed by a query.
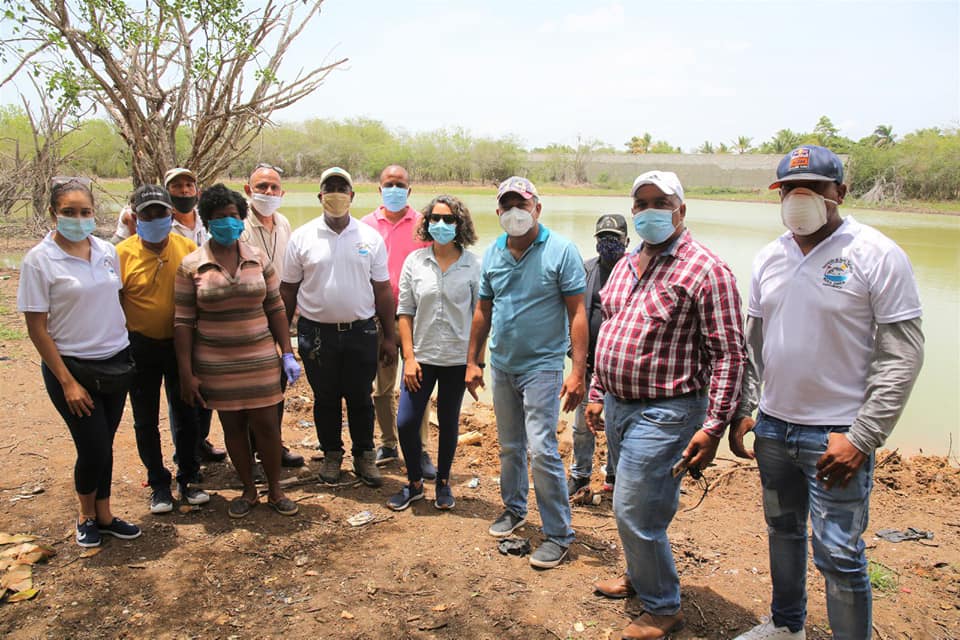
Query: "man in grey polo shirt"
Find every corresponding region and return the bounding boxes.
[466,176,588,569]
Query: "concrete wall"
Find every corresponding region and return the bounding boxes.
[527,153,787,189]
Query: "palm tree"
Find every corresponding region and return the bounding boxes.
[733,135,753,154]
[625,132,653,154]
[697,141,715,154]
[872,124,895,147]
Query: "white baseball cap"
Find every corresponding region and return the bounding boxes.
[319,166,353,190]
[630,170,685,202]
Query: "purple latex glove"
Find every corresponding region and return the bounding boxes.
[282,352,301,385]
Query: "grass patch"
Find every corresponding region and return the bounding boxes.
[0,327,26,340]
[868,560,899,592]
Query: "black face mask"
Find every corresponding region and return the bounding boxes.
[169,194,197,214]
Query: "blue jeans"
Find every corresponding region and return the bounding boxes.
[754,412,874,639]
[605,391,708,616]
[491,367,574,547]
[570,400,594,480]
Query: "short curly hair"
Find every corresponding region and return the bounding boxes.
[198,183,248,226]
[416,195,477,248]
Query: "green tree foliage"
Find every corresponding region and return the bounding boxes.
[848,127,960,200]
[1,0,345,185]
[625,132,653,154]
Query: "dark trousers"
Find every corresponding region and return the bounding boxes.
[298,317,378,455]
[128,332,199,489]
[397,363,466,483]
[42,355,128,499]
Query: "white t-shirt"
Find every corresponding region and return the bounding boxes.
[17,233,130,359]
[748,216,922,425]
[282,215,389,323]
[115,208,207,246]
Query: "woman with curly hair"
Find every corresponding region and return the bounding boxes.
[387,195,481,511]
[173,183,301,518]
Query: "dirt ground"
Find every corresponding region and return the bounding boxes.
[0,256,958,640]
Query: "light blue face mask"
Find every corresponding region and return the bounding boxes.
[208,217,245,245]
[136,215,173,243]
[632,208,677,245]
[428,220,457,245]
[57,216,97,242]
[381,186,409,212]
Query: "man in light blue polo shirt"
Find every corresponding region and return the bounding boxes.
[466,176,588,570]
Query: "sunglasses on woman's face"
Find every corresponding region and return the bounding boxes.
[428,213,457,224]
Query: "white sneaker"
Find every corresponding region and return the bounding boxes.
[734,619,805,640]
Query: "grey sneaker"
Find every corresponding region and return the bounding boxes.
[733,620,806,640]
[320,451,343,485]
[179,485,210,506]
[150,488,174,514]
[488,509,526,537]
[354,450,383,487]
[529,540,569,569]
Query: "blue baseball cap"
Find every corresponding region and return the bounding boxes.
[769,145,844,189]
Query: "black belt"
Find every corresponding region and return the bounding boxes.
[305,317,373,332]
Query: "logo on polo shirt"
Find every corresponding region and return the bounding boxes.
[103,257,117,277]
[822,257,852,289]
[355,241,372,256]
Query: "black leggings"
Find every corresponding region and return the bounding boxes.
[397,363,467,483]
[42,361,127,499]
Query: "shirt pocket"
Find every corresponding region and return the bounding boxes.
[639,283,679,322]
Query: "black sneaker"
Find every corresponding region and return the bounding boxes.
[529,540,568,569]
[375,446,399,466]
[386,483,425,511]
[150,488,174,514]
[434,482,455,510]
[97,517,142,540]
[179,485,210,506]
[488,510,527,537]
[567,475,590,497]
[421,451,437,480]
[76,518,101,548]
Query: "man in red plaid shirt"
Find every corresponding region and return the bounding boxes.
[585,170,746,640]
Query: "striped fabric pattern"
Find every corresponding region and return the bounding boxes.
[589,229,746,436]
[174,241,284,411]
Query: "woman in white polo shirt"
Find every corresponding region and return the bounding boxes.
[17,179,141,548]
[387,195,481,511]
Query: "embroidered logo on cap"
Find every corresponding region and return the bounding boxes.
[789,147,811,170]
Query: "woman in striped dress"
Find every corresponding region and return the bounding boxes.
[174,184,301,518]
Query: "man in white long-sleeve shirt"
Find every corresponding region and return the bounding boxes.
[730,145,924,640]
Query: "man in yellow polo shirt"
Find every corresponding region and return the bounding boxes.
[118,185,210,514]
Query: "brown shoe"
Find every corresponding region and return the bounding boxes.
[621,612,684,640]
[593,574,636,599]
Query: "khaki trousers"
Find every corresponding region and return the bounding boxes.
[375,321,430,449]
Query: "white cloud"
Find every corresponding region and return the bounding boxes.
[539,3,625,33]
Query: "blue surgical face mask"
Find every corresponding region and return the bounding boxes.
[428,220,457,245]
[137,215,173,243]
[632,208,678,245]
[208,217,245,245]
[56,216,97,242]
[381,186,408,212]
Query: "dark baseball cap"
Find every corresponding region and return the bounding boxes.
[132,184,173,213]
[769,145,845,189]
[594,214,627,238]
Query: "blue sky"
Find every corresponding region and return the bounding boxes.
[2,0,957,151]
[282,0,959,149]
